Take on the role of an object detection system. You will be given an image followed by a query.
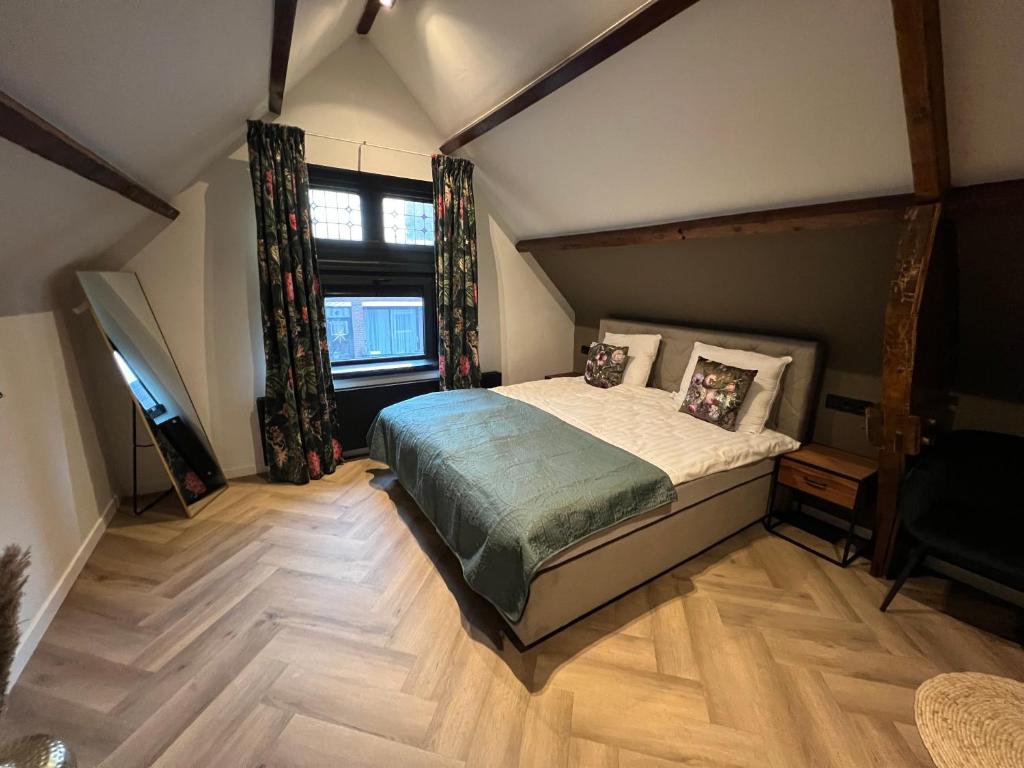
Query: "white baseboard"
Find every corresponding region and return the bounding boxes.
[223,464,261,480]
[10,494,119,685]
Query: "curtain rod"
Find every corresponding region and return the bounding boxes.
[303,130,433,158]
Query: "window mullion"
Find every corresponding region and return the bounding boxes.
[365,191,385,243]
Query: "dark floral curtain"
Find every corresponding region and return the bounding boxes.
[432,154,481,390]
[246,120,342,484]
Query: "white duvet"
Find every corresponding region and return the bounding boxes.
[494,377,800,486]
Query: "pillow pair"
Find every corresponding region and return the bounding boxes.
[675,342,792,433]
[584,332,662,389]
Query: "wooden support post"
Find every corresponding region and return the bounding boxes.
[867,203,941,576]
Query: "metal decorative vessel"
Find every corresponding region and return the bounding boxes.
[0,734,77,768]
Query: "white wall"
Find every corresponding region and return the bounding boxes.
[475,177,574,383]
[493,239,575,384]
[0,311,117,684]
[127,185,212,428]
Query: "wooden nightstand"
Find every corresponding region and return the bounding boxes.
[764,443,878,567]
[544,372,580,379]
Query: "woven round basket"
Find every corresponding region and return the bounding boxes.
[916,672,1024,768]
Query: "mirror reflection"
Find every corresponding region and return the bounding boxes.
[78,271,227,516]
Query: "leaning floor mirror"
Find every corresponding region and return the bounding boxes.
[78,271,227,517]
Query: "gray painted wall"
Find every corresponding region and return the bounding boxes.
[535,223,902,455]
[534,213,1024,456]
[955,213,1024,403]
[537,223,901,375]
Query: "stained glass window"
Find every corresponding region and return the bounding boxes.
[309,188,363,241]
[382,197,434,246]
[308,166,435,376]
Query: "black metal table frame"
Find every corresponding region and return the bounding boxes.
[762,464,869,568]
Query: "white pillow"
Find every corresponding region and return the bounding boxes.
[603,332,661,387]
[673,342,792,433]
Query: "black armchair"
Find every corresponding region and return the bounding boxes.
[880,429,1024,611]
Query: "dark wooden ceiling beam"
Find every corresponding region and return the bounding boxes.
[356,0,383,35]
[0,90,178,220]
[439,0,703,154]
[269,0,298,115]
[516,194,922,252]
[891,0,950,198]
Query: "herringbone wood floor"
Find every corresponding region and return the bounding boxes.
[5,459,1023,767]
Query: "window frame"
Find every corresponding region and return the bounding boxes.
[307,165,437,380]
[321,278,437,379]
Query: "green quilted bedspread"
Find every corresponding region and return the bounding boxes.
[367,389,677,624]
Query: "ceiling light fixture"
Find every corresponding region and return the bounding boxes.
[379,0,395,8]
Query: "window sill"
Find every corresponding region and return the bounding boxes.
[333,361,439,390]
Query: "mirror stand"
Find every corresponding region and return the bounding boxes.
[131,400,175,516]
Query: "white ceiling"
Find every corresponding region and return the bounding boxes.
[941,0,1024,185]
[1,0,1022,315]
[378,0,914,238]
[0,140,154,314]
[369,0,643,138]
[0,0,364,315]
[0,0,364,198]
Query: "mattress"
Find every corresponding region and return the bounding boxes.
[494,377,800,486]
[538,457,774,569]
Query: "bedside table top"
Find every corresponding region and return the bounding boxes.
[783,443,877,481]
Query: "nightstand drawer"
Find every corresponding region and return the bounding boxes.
[778,460,859,509]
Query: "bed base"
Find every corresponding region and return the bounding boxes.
[507,473,772,646]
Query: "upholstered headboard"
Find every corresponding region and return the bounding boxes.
[598,318,823,443]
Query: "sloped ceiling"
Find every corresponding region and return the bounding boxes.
[0,0,364,196]
[369,0,644,138]
[0,140,155,315]
[2,0,1023,316]
[0,0,364,314]
[376,0,1024,240]
[377,0,913,239]
[941,0,1024,185]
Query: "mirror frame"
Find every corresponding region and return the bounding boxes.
[79,271,228,517]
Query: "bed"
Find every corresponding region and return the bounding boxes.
[369,318,822,645]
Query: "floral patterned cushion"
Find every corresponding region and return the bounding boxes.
[584,342,630,389]
[681,357,758,431]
